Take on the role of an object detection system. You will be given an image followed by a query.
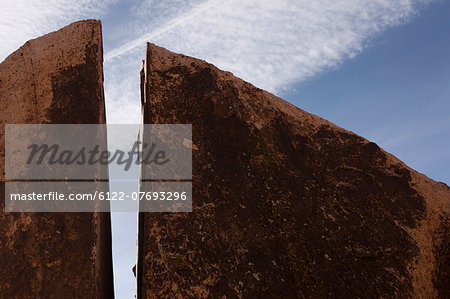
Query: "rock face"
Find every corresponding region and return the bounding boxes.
[138,43,449,298]
[0,21,113,298]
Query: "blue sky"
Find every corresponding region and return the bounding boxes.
[1,0,448,298]
[282,0,450,185]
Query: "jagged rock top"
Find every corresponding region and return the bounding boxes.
[139,43,449,298]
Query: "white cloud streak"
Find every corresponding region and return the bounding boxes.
[106,0,429,93]
[103,0,430,127]
[105,0,224,61]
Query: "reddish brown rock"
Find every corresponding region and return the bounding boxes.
[138,43,449,298]
[0,21,113,298]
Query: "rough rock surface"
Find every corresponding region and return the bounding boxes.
[138,43,449,298]
[0,20,113,298]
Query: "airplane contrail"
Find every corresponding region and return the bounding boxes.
[104,0,225,61]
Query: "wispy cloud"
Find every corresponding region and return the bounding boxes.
[103,0,430,127]
[106,0,429,93]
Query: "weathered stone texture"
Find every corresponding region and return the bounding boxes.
[138,43,449,298]
[0,20,113,298]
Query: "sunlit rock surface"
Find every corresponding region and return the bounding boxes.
[138,43,449,298]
